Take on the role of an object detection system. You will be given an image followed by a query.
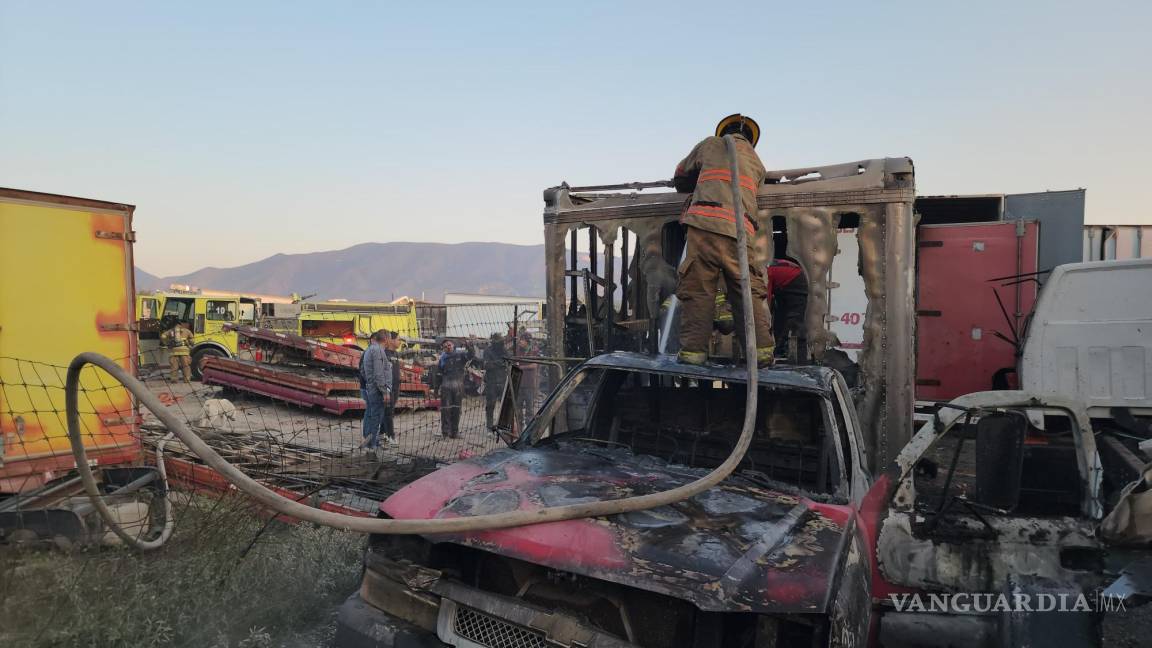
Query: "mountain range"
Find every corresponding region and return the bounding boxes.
[134,242,546,302]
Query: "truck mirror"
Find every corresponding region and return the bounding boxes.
[493,364,523,445]
[194,314,206,335]
[974,412,1026,512]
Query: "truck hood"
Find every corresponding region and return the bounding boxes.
[382,443,853,614]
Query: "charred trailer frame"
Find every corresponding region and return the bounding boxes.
[541,158,917,470]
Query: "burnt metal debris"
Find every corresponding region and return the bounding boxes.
[542,158,916,471]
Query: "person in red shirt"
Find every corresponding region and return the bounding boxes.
[766,256,808,361]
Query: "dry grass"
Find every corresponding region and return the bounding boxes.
[0,493,363,648]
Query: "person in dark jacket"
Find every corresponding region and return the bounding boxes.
[437,339,472,438]
[482,333,508,430]
[380,331,402,444]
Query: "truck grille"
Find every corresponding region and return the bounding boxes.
[453,604,547,648]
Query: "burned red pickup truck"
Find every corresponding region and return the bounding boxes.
[335,352,875,647]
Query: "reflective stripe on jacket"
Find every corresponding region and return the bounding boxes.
[673,134,765,243]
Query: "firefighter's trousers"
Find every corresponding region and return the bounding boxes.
[169,353,191,381]
[677,226,774,356]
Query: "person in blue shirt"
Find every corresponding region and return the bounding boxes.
[358,330,393,451]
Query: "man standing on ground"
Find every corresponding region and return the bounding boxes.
[380,331,402,445]
[437,339,471,438]
[161,321,194,381]
[672,114,775,367]
[359,330,393,451]
[482,333,508,430]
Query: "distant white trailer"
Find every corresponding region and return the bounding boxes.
[443,293,545,339]
[1083,225,1152,261]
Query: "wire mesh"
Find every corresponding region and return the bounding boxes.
[0,303,556,646]
[1,303,554,524]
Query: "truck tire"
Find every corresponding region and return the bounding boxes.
[191,347,225,381]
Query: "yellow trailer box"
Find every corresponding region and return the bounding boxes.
[0,188,141,493]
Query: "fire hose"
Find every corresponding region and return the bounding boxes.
[65,135,759,549]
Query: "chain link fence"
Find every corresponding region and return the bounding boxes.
[0,303,559,646]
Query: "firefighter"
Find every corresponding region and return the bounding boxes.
[766,255,809,361]
[161,321,194,381]
[673,114,774,366]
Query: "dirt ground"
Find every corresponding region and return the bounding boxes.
[142,378,510,465]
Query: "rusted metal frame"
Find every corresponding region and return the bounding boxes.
[620,228,630,319]
[604,233,615,351]
[569,229,579,313]
[543,188,915,225]
[582,271,597,354]
[879,199,916,471]
[543,162,917,473]
[589,226,599,319]
[566,180,674,192]
[543,213,568,360]
[819,396,850,499]
[0,187,135,213]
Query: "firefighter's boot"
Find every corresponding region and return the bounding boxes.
[678,350,708,366]
[756,346,776,368]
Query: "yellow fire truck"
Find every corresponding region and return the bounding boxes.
[298,300,421,349]
[136,290,261,378]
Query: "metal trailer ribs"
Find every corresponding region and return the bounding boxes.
[203,325,439,413]
[202,357,365,415]
[198,325,366,414]
[226,324,362,369]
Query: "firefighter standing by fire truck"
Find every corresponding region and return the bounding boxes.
[161,321,194,381]
[673,114,774,366]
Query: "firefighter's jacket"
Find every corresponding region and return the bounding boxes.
[161,326,193,357]
[673,134,765,245]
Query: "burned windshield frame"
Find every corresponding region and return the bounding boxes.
[517,365,601,446]
[903,404,1093,524]
[519,364,849,495]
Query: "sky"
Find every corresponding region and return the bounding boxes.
[2,1,1149,276]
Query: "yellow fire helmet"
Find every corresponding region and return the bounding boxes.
[715,114,761,147]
